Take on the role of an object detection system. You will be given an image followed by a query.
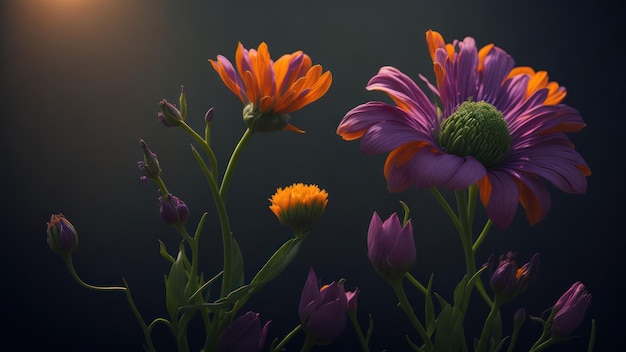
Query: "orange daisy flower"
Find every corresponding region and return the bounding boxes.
[210,42,332,132]
[269,183,328,236]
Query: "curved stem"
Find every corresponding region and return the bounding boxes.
[429,187,463,235]
[348,312,370,352]
[454,190,476,278]
[472,219,492,253]
[219,128,253,200]
[391,279,433,352]
[272,324,301,352]
[64,256,126,292]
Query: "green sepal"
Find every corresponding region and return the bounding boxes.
[165,242,190,320]
[250,237,303,291]
[158,240,175,264]
[179,86,187,121]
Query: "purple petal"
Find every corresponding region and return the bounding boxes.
[387,219,416,270]
[477,46,514,103]
[408,149,486,190]
[483,169,520,229]
[366,66,438,131]
[299,267,320,320]
[216,55,248,102]
[360,120,433,155]
[306,299,347,342]
[508,104,585,141]
[338,102,416,139]
[368,212,393,269]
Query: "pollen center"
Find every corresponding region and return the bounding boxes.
[437,101,511,167]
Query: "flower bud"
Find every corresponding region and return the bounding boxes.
[138,139,162,182]
[486,252,540,302]
[243,103,290,132]
[367,212,416,280]
[299,268,351,345]
[159,194,189,226]
[218,311,270,352]
[46,214,78,256]
[551,282,591,339]
[158,99,184,127]
[205,107,215,124]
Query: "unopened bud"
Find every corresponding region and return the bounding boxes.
[46,214,78,257]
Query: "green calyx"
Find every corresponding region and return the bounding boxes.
[437,101,511,167]
[243,103,290,132]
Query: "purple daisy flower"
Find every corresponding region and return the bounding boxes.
[337,30,591,229]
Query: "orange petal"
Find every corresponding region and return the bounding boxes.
[516,178,543,226]
[426,30,446,61]
[478,44,494,72]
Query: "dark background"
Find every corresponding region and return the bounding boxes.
[1,0,622,351]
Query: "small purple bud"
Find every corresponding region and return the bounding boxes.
[158,99,183,127]
[205,107,215,124]
[487,252,540,302]
[346,287,359,313]
[551,282,592,339]
[218,311,270,352]
[46,214,78,257]
[367,212,416,280]
[138,139,162,181]
[513,308,526,328]
[159,194,189,226]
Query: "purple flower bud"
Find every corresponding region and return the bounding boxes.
[367,212,416,280]
[513,308,526,328]
[299,267,349,345]
[486,252,540,302]
[551,282,591,339]
[346,287,359,313]
[159,194,189,226]
[138,139,162,181]
[46,214,78,256]
[218,311,270,352]
[205,107,215,124]
[158,99,183,126]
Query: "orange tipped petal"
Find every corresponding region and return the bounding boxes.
[426,30,446,61]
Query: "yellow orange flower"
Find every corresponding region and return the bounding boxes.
[210,42,332,132]
[269,183,328,236]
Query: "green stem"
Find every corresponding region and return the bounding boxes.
[180,121,219,180]
[404,273,428,295]
[272,324,302,352]
[300,336,315,352]
[391,279,433,352]
[64,256,125,291]
[154,176,169,197]
[472,219,492,253]
[219,128,253,200]
[349,312,370,352]
[529,338,555,352]
[429,187,463,235]
[476,297,502,352]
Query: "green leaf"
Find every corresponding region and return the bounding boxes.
[433,302,464,352]
[424,273,436,336]
[165,242,190,320]
[250,237,303,290]
[180,284,255,311]
[228,237,245,289]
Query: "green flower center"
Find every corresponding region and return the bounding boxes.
[437,101,511,168]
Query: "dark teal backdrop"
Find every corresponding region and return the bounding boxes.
[1,0,621,351]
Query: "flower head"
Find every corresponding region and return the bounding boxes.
[367,212,416,280]
[337,30,591,229]
[269,183,328,236]
[298,267,354,345]
[210,42,332,132]
[551,281,591,339]
[159,194,190,226]
[486,252,540,301]
[218,311,270,352]
[46,214,78,257]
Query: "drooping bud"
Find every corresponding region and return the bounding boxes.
[138,139,162,182]
[243,103,290,132]
[438,101,511,167]
[46,214,78,257]
[159,194,190,226]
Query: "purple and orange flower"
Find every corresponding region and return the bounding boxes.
[337,30,591,229]
[210,42,332,133]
